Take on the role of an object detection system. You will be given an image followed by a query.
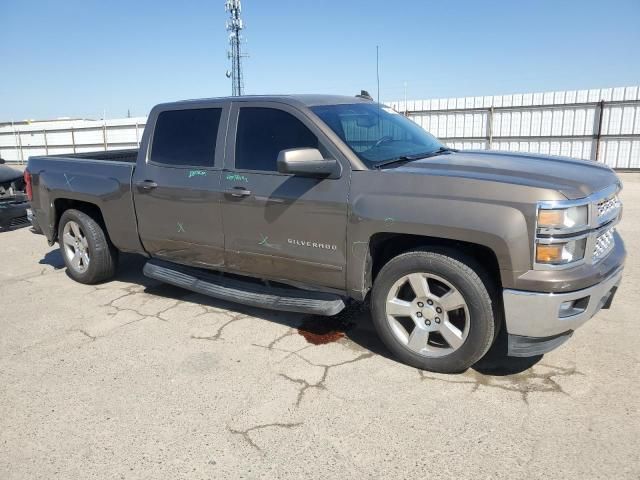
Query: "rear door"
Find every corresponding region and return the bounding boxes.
[133,102,229,268]
[221,101,350,290]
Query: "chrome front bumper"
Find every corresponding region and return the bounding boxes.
[503,266,623,339]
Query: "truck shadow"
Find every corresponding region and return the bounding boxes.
[47,252,542,377]
[473,332,543,376]
[39,249,66,269]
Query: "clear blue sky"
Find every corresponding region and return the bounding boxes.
[2,0,639,120]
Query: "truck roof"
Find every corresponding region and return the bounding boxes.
[157,94,373,110]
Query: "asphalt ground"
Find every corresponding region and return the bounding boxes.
[1,174,639,479]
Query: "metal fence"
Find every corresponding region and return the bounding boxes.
[0,117,146,164]
[2,86,640,169]
[387,86,640,169]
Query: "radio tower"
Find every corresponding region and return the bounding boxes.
[225,0,245,96]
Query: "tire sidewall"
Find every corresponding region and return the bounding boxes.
[371,250,495,373]
[58,210,105,284]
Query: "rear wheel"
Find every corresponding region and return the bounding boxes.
[58,209,118,284]
[371,249,496,373]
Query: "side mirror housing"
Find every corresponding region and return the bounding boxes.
[277,148,339,178]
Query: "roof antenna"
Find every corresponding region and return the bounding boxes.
[356,90,373,101]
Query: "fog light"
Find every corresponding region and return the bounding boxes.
[559,301,576,317]
[558,296,589,318]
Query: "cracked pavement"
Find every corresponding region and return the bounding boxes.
[2,176,640,479]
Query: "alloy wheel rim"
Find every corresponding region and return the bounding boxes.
[62,221,90,273]
[385,272,470,357]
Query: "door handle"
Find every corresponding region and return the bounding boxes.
[136,180,158,191]
[226,186,252,197]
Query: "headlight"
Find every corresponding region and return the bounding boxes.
[537,205,588,230]
[535,238,587,265]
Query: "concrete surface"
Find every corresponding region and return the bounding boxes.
[1,175,640,480]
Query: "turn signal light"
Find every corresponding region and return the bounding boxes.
[536,244,563,263]
[538,209,565,227]
[535,239,587,265]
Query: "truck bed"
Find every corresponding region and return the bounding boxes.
[50,149,138,163]
[27,153,143,253]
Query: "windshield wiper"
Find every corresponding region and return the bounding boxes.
[404,146,457,160]
[373,147,457,169]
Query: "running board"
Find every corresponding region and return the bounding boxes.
[143,260,346,316]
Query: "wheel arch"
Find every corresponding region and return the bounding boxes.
[53,199,108,243]
[354,232,503,300]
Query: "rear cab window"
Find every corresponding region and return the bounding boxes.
[150,108,222,167]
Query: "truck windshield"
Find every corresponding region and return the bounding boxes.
[310,103,444,168]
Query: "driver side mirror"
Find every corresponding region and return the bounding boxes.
[277,148,339,178]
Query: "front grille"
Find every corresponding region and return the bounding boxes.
[597,195,621,221]
[592,227,615,263]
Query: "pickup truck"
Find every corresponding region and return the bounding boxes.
[25,94,625,373]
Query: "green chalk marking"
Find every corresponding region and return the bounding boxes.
[188,170,207,178]
[225,174,249,183]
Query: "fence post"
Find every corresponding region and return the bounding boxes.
[11,122,20,163]
[487,106,494,150]
[17,131,24,164]
[594,100,605,162]
[71,127,77,153]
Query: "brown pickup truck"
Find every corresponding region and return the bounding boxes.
[25,94,625,373]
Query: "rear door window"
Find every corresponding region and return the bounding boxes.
[150,108,222,167]
[234,107,320,171]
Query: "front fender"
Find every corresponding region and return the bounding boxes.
[345,172,541,298]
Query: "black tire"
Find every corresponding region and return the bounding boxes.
[371,248,497,373]
[58,209,118,284]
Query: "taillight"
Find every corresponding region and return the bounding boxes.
[24,169,33,201]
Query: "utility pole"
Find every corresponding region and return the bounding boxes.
[225,0,246,96]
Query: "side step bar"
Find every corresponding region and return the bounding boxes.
[143,260,346,316]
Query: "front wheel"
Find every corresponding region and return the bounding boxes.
[371,249,496,373]
[58,209,118,284]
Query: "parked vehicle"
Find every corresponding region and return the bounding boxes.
[0,160,29,231]
[25,94,625,372]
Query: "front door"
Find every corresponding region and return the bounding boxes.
[221,102,350,290]
[133,103,229,268]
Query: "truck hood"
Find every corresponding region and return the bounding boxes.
[394,150,618,199]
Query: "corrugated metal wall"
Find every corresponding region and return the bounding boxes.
[2,86,639,169]
[387,86,640,169]
[0,118,146,163]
